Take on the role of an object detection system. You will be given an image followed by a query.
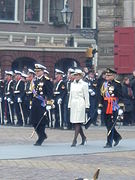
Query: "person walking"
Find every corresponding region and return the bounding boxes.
[68,69,89,147]
[30,64,53,146]
[98,68,124,148]
[122,77,134,126]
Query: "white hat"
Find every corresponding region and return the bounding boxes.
[55,69,64,74]
[28,68,35,74]
[68,68,75,73]
[14,70,22,75]
[44,69,49,74]
[5,71,13,76]
[34,64,46,70]
[21,73,28,78]
[74,69,84,75]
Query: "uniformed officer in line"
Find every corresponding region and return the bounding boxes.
[98,68,124,148]
[64,68,75,129]
[21,72,29,125]
[85,69,98,129]
[14,70,25,126]
[25,69,35,125]
[0,72,5,125]
[43,69,54,128]
[53,69,67,128]
[4,71,15,125]
[30,64,53,146]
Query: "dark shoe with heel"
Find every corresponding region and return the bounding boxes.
[71,140,77,147]
[80,136,87,145]
[104,144,112,148]
[114,137,122,146]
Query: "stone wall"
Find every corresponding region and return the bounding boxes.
[97,0,123,71]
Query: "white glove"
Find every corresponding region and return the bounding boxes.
[4,97,7,100]
[0,97,2,102]
[89,89,93,93]
[46,105,51,111]
[57,98,62,104]
[17,98,22,103]
[97,109,102,115]
[7,98,11,103]
[91,91,95,96]
[118,109,123,116]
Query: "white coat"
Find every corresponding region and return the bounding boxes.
[68,79,90,123]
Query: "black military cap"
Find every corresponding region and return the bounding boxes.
[106,68,116,75]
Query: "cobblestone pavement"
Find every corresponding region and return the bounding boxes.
[0,125,135,180]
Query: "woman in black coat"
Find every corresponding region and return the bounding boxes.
[122,77,134,126]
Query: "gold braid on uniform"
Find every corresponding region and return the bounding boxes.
[100,82,107,97]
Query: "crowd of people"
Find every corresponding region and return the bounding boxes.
[0,64,135,147]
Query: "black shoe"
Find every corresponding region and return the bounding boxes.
[114,137,122,147]
[104,144,112,148]
[34,142,42,146]
[80,136,87,145]
[71,140,77,147]
[85,119,92,129]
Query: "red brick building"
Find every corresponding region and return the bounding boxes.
[0,0,97,77]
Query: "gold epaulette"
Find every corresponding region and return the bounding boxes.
[45,76,50,80]
[114,79,120,83]
[100,82,107,97]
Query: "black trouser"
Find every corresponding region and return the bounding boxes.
[104,111,121,146]
[14,102,23,125]
[31,98,48,141]
[6,101,14,124]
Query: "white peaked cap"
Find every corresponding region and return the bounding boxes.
[21,73,28,78]
[28,68,35,74]
[55,69,64,74]
[5,71,13,76]
[14,70,22,75]
[44,69,49,74]
[34,64,46,70]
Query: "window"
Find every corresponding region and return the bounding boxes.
[0,0,15,21]
[25,0,42,22]
[49,0,64,23]
[83,0,93,28]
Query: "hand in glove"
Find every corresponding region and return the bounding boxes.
[7,98,11,103]
[57,98,62,104]
[89,89,93,93]
[46,105,52,111]
[97,108,102,115]
[17,98,22,103]
[118,109,123,116]
[91,91,95,96]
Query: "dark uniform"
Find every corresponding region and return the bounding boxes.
[14,71,25,126]
[53,69,67,128]
[4,71,15,125]
[98,68,124,148]
[64,68,74,129]
[0,78,5,124]
[85,71,98,128]
[31,64,53,146]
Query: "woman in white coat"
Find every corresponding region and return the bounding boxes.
[68,69,90,147]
